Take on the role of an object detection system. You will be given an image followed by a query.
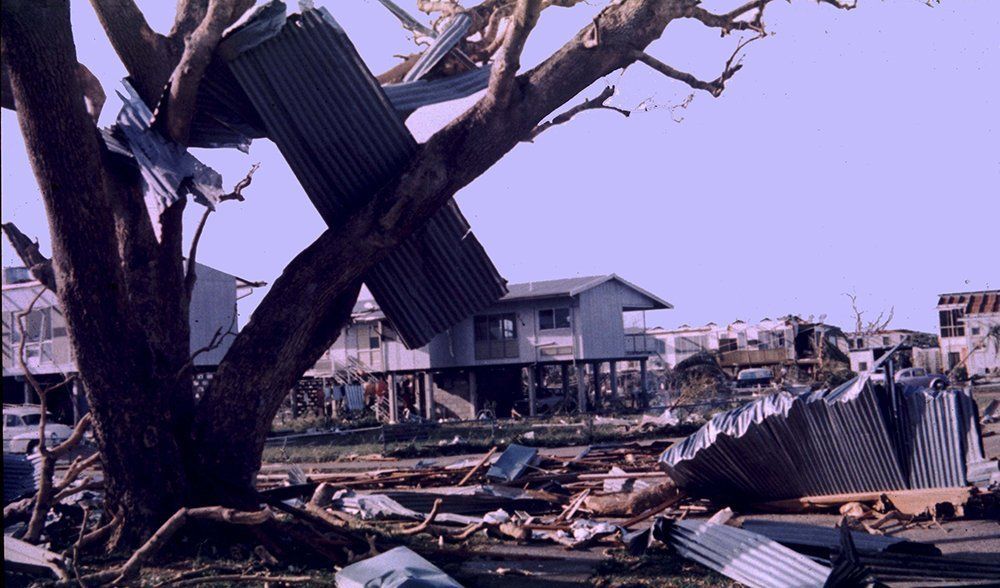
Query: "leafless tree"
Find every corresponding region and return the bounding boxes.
[4,0,865,548]
[846,290,895,338]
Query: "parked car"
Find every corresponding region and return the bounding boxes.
[894,367,948,390]
[3,405,74,454]
[735,368,774,390]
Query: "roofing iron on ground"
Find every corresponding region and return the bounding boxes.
[659,371,996,501]
[740,519,940,556]
[209,1,505,348]
[651,518,834,588]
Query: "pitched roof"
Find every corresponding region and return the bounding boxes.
[354,274,671,318]
[937,290,1000,315]
[502,274,671,309]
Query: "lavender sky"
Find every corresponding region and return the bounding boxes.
[2,1,997,334]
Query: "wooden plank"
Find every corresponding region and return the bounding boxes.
[457,446,497,487]
[756,487,972,515]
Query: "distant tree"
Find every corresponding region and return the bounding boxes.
[2,0,862,548]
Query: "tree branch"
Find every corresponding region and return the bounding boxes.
[488,0,542,105]
[2,222,56,291]
[161,0,252,144]
[185,162,258,298]
[526,85,630,141]
[633,33,762,98]
[88,0,172,106]
[685,1,771,35]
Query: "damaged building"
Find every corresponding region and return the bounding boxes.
[846,328,940,374]
[645,316,851,377]
[937,289,1000,377]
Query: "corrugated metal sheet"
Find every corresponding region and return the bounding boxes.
[652,518,832,588]
[383,66,490,112]
[4,452,35,504]
[660,374,996,500]
[402,14,472,82]
[115,81,225,229]
[740,520,940,556]
[219,3,506,348]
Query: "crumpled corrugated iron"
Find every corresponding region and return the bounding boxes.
[213,2,506,348]
[335,546,464,588]
[740,519,941,556]
[659,372,996,501]
[652,518,834,588]
[3,452,35,504]
[111,82,225,237]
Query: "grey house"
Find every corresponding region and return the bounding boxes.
[2,264,261,423]
[309,275,671,420]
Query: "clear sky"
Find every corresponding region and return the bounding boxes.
[2,1,997,334]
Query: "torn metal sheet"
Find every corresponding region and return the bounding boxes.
[486,444,538,483]
[219,2,506,348]
[329,488,510,526]
[3,452,35,504]
[382,486,555,515]
[114,81,225,235]
[383,66,490,112]
[652,518,832,588]
[740,520,941,556]
[336,546,464,588]
[4,536,67,581]
[659,372,994,501]
[402,14,473,82]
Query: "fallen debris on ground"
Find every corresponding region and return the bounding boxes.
[336,546,464,588]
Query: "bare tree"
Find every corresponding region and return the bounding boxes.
[846,290,895,339]
[3,0,864,548]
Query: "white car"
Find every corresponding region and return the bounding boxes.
[3,405,74,454]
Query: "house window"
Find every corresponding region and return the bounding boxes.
[10,308,53,365]
[538,308,570,330]
[971,327,981,336]
[882,336,890,346]
[540,345,572,357]
[939,308,965,338]
[858,361,868,371]
[357,324,380,350]
[474,313,519,360]
[947,351,961,369]
[718,338,738,353]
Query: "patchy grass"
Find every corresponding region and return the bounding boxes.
[262,417,701,464]
[591,545,736,588]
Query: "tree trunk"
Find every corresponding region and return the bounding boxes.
[3,0,191,548]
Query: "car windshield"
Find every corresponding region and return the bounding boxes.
[21,414,43,425]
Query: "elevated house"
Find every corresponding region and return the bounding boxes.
[937,290,1000,377]
[308,275,671,419]
[2,264,261,422]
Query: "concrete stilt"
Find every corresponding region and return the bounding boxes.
[609,361,619,405]
[425,371,436,420]
[388,374,398,423]
[526,365,537,417]
[467,370,477,420]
